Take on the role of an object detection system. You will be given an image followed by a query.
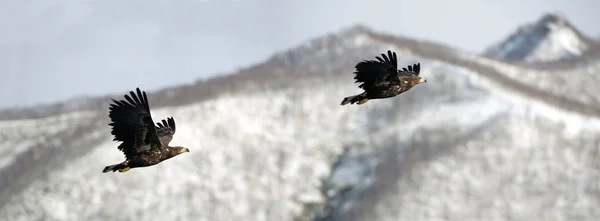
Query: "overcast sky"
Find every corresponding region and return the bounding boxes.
[0,0,598,109]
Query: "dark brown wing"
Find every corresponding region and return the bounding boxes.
[155,117,176,146]
[108,87,161,159]
[398,63,421,76]
[353,50,399,91]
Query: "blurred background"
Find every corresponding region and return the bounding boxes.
[1,0,599,220]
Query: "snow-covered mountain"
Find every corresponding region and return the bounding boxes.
[2,15,600,221]
[484,12,596,63]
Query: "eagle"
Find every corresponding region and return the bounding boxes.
[341,50,427,105]
[102,87,189,173]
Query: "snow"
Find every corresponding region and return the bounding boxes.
[371,112,600,220]
[459,55,600,129]
[352,33,376,47]
[0,110,96,170]
[459,50,600,110]
[525,25,588,62]
[490,33,528,59]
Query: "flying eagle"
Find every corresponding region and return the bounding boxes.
[102,88,189,173]
[341,50,427,105]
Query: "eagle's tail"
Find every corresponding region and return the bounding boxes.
[102,162,129,173]
[341,92,368,105]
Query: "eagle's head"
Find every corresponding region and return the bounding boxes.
[167,146,190,158]
[402,75,427,87]
[178,147,191,153]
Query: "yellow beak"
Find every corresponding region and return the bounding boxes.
[418,78,427,83]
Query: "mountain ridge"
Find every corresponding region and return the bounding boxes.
[1,19,599,121]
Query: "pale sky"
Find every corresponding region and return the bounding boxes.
[0,0,598,109]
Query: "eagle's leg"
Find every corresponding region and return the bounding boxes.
[341,92,368,105]
[118,167,131,172]
[102,160,130,173]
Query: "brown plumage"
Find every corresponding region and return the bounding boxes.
[341,50,427,105]
[102,88,189,173]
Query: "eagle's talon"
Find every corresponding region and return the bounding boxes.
[358,99,369,105]
[118,167,131,173]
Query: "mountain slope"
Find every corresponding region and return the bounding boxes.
[484,12,595,63]
[2,16,600,221]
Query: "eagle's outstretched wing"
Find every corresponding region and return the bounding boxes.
[155,117,176,147]
[398,63,421,76]
[108,87,162,159]
[353,50,399,90]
